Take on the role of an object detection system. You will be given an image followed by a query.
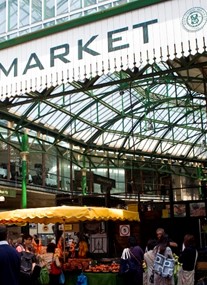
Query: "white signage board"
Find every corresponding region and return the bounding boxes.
[0,0,207,96]
[90,233,107,253]
[37,223,54,234]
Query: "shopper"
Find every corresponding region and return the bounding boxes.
[153,235,174,285]
[20,244,37,285]
[16,233,33,252]
[32,234,43,254]
[177,234,198,285]
[144,239,157,285]
[156,228,178,252]
[121,236,144,285]
[39,242,61,285]
[0,225,21,285]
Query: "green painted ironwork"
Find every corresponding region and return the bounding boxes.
[21,133,29,209]
[81,155,87,195]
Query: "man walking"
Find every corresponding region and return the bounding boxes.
[0,225,21,285]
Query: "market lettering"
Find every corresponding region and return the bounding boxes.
[0,58,17,77]
[50,44,70,67]
[24,44,71,74]
[0,18,158,78]
[78,35,100,60]
[108,19,158,52]
[108,27,129,52]
[133,19,158,43]
[23,53,44,74]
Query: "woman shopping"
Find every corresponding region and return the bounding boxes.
[120,236,144,285]
[153,235,174,285]
[39,242,62,285]
[177,234,198,285]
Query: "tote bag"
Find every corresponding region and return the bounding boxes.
[153,252,175,278]
[119,248,137,275]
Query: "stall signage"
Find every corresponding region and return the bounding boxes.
[0,189,16,198]
[119,225,130,236]
[94,174,116,188]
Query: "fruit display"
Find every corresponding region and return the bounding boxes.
[63,258,92,271]
[63,259,120,273]
[84,262,120,273]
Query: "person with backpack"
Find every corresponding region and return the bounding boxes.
[20,244,37,285]
[0,225,21,285]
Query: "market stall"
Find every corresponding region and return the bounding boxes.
[0,205,139,285]
[62,258,122,285]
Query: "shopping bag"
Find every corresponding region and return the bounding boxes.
[119,248,137,275]
[153,252,174,278]
[76,272,87,285]
[59,271,65,284]
[50,261,62,275]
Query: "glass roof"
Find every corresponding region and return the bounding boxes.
[1,53,207,164]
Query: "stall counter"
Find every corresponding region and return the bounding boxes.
[64,271,124,285]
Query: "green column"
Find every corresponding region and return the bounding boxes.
[81,156,87,195]
[21,134,29,209]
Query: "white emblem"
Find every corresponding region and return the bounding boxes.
[182,7,207,32]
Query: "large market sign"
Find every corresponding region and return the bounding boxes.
[0,0,207,96]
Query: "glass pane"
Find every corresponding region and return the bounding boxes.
[7,32,18,39]
[44,0,55,20]
[19,0,30,27]
[8,0,17,31]
[57,0,68,16]
[70,12,82,20]
[31,24,42,32]
[0,0,6,34]
[19,28,30,36]
[43,20,55,27]
[56,16,69,24]
[113,0,127,6]
[70,0,82,12]
[84,0,96,7]
[32,0,42,24]
[0,36,7,42]
[98,3,112,11]
[84,7,97,15]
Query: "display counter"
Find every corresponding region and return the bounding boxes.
[63,258,92,271]
[195,261,207,283]
[64,271,124,285]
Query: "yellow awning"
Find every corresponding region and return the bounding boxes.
[0,205,139,225]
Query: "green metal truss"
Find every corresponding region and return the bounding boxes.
[0,51,206,183]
